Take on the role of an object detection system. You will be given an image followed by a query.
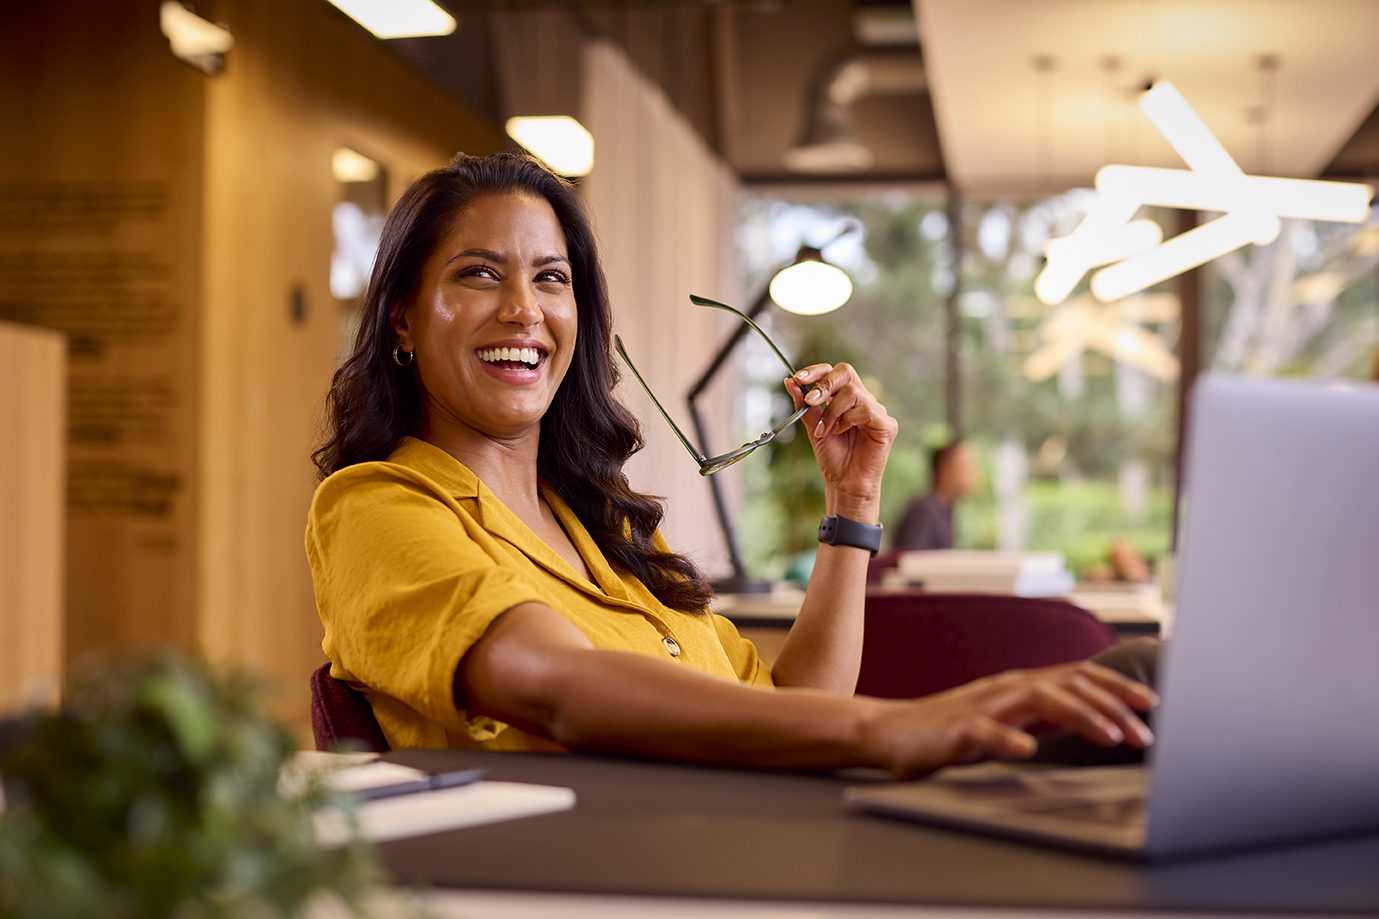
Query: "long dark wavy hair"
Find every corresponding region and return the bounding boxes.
[313,152,712,613]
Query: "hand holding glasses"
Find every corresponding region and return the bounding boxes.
[614,294,816,476]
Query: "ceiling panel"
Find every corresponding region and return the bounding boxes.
[916,0,1379,195]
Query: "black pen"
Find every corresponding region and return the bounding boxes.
[356,768,487,802]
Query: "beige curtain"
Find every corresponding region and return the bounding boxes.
[581,40,744,579]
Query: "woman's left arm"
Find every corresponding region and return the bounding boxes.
[770,363,898,692]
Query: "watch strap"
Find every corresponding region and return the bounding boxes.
[817,515,883,556]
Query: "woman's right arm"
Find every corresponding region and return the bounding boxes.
[459,601,1158,777]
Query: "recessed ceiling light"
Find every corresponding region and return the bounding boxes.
[505,117,595,177]
[332,148,380,183]
[326,0,456,39]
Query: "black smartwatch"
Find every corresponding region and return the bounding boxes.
[817,515,883,556]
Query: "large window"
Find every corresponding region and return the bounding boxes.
[736,192,1379,581]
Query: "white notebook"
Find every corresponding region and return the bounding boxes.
[282,752,576,847]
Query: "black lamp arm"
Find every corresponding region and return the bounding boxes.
[685,284,774,590]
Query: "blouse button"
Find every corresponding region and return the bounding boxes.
[662,636,681,658]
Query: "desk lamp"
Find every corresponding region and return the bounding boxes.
[688,237,855,595]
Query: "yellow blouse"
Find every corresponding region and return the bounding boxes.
[306,437,773,750]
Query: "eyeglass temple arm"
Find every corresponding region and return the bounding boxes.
[686,290,774,403]
[689,294,801,379]
[613,336,707,463]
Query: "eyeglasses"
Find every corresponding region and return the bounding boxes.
[614,294,814,476]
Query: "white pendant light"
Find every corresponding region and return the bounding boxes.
[326,0,456,39]
[1035,82,1372,306]
[505,116,595,178]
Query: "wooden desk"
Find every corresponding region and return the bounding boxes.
[378,750,1379,913]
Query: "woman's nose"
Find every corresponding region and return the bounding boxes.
[497,285,541,326]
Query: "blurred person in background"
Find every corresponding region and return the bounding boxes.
[893,440,979,550]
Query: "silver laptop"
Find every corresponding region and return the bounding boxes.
[846,373,1379,860]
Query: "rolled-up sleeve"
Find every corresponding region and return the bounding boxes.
[711,613,775,689]
[306,467,547,740]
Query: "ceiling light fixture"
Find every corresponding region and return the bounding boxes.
[852,7,919,47]
[505,116,595,177]
[1035,81,1372,306]
[159,2,233,75]
[785,55,926,175]
[331,148,380,183]
[325,0,456,39]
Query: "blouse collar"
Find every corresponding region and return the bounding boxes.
[385,437,637,605]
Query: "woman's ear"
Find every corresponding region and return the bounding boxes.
[389,299,414,351]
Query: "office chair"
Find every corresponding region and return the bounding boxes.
[309,663,390,753]
[856,592,1119,699]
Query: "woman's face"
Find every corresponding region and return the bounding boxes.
[393,192,577,443]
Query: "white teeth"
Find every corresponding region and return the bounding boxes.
[478,346,542,366]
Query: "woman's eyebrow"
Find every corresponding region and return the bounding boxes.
[447,247,504,266]
[445,250,569,267]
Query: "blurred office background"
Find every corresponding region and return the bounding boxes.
[3,0,1378,735]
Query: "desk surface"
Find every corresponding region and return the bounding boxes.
[714,587,1166,636]
[381,750,1379,914]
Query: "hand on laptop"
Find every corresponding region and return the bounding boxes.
[862,662,1158,778]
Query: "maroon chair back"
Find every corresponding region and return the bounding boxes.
[310,663,391,753]
[857,592,1119,699]
[866,549,903,584]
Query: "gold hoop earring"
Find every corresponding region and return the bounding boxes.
[392,346,414,367]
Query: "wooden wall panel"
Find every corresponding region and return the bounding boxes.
[196,0,503,730]
[0,322,66,714]
[0,0,206,672]
[3,0,501,736]
[582,42,744,577]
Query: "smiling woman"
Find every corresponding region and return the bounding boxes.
[305,152,1156,772]
[390,193,577,449]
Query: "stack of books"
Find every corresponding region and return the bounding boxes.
[1066,580,1169,629]
[889,550,1076,598]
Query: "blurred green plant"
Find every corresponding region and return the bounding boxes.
[0,654,379,919]
[954,475,1173,576]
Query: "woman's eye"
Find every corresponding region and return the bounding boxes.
[459,265,499,282]
[536,270,571,285]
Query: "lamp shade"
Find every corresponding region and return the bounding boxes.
[769,257,853,315]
